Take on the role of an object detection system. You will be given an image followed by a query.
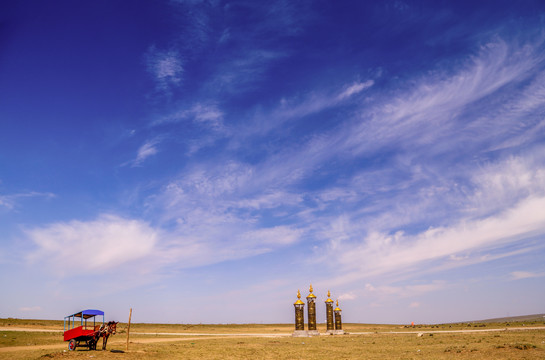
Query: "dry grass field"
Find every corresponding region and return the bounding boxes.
[1,318,544,359]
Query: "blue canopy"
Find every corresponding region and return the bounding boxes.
[67,309,104,319]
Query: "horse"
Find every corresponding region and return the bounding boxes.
[98,321,118,350]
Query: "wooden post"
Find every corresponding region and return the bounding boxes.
[126,308,132,351]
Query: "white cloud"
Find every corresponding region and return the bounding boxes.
[338,292,356,300]
[156,57,181,80]
[26,214,158,275]
[341,38,543,156]
[0,197,10,209]
[283,37,545,288]
[133,160,309,270]
[236,191,303,210]
[467,155,545,217]
[230,37,545,222]
[133,139,160,166]
[337,80,374,100]
[192,103,224,129]
[231,78,375,140]
[19,306,42,312]
[139,34,545,281]
[334,194,545,281]
[240,226,302,246]
[363,281,446,299]
[308,148,545,288]
[145,47,183,94]
[122,138,163,167]
[211,50,288,94]
[0,191,55,210]
[152,225,302,271]
[153,103,225,138]
[478,71,545,152]
[510,271,544,280]
[203,38,545,252]
[101,34,545,294]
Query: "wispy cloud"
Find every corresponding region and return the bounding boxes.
[363,281,447,300]
[24,27,545,300]
[235,79,375,139]
[167,0,311,96]
[145,46,183,96]
[26,160,307,278]
[240,226,302,246]
[254,37,545,289]
[0,191,55,210]
[26,214,158,276]
[338,292,357,301]
[136,140,159,164]
[328,188,545,283]
[138,33,545,290]
[131,160,308,270]
[337,80,374,100]
[19,306,42,312]
[128,35,545,288]
[210,50,288,94]
[192,103,224,129]
[124,138,162,167]
[154,103,224,131]
[510,271,544,280]
[340,38,544,157]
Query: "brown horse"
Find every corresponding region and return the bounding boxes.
[98,321,118,350]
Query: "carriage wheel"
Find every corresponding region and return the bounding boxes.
[68,339,77,351]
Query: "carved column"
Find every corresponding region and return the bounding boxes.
[325,290,334,334]
[292,290,308,337]
[333,299,344,334]
[306,284,319,336]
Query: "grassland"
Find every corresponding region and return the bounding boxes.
[1,318,544,359]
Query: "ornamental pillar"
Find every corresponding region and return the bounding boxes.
[333,299,344,335]
[325,290,334,334]
[306,284,319,336]
[292,290,308,337]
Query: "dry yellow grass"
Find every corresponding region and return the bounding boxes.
[1,318,544,359]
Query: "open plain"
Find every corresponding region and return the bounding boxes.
[1,318,544,359]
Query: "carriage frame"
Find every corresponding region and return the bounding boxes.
[63,309,104,351]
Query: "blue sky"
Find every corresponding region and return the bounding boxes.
[1,0,545,324]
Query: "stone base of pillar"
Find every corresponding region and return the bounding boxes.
[326,329,335,334]
[292,330,310,337]
[307,330,320,336]
[331,330,345,335]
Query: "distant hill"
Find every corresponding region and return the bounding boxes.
[466,313,545,324]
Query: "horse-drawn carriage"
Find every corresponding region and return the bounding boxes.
[63,309,117,351]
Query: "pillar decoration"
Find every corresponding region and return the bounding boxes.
[333,299,344,334]
[292,290,308,337]
[325,290,334,333]
[306,284,319,336]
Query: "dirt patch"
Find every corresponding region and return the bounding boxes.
[0,344,65,353]
[0,335,242,353]
[0,328,61,333]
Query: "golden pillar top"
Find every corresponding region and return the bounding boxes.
[334,299,341,312]
[325,290,334,303]
[294,289,305,305]
[306,284,316,299]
